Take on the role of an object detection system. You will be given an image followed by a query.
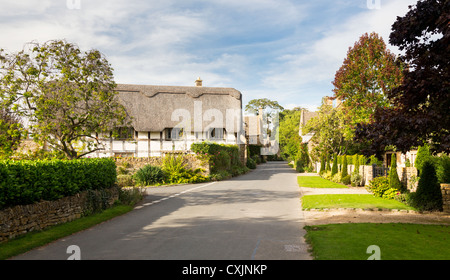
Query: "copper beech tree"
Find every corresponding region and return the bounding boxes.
[0,40,129,159]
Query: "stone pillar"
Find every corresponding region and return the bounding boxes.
[441,184,450,213]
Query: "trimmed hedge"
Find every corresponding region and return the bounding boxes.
[0,158,117,209]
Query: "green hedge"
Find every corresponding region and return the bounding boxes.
[0,158,117,209]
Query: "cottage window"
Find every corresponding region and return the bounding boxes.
[165,128,183,140]
[208,128,225,140]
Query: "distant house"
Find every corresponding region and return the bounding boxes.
[244,108,265,146]
[93,78,245,158]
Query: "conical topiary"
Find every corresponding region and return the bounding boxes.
[389,154,404,192]
[413,160,443,211]
[331,155,338,176]
[341,155,348,178]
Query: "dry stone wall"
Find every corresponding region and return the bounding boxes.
[0,187,119,243]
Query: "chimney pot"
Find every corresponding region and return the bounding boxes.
[195,77,203,87]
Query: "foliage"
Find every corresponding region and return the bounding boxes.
[341,175,351,185]
[133,165,165,186]
[0,109,23,157]
[0,158,117,209]
[415,144,431,175]
[279,109,302,160]
[319,154,326,174]
[161,155,208,185]
[350,172,362,187]
[245,98,284,115]
[409,160,443,211]
[333,32,404,138]
[303,102,352,158]
[331,155,338,176]
[341,155,348,178]
[436,154,450,183]
[246,157,256,169]
[355,1,450,154]
[295,143,310,173]
[0,40,129,159]
[388,154,404,191]
[366,177,390,198]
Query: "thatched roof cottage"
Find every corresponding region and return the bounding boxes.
[95,78,245,157]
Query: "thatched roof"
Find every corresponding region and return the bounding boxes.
[116,84,243,133]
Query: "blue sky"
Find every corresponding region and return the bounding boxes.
[0,0,418,112]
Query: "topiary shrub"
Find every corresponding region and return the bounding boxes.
[409,160,443,211]
[133,165,165,186]
[331,155,338,176]
[341,155,348,179]
[389,154,404,192]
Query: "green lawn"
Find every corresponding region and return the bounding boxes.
[301,194,416,211]
[297,176,348,188]
[0,204,133,260]
[305,223,450,260]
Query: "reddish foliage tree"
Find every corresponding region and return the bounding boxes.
[355,0,449,154]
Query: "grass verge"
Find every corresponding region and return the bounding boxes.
[301,194,416,211]
[0,204,133,260]
[298,176,348,188]
[304,223,450,260]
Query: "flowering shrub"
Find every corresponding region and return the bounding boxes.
[366,176,390,198]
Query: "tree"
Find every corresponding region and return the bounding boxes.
[355,0,450,154]
[0,40,129,159]
[331,154,338,176]
[389,154,404,192]
[303,101,353,158]
[0,108,23,157]
[412,160,443,211]
[332,32,404,137]
[279,109,302,160]
[415,144,432,175]
[245,98,284,115]
[341,155,348,178]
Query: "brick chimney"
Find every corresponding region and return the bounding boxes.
[195,77,203,87]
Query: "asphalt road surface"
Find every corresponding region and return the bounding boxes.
[12,161,312,260]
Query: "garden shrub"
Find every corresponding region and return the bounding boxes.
[341,156,348,179]
[341,175,351,185]
[331,173,341,183]
[331,155,338,176]
[351,172,362,187]
[436,154,450,183]
[246,157,256,169]
[133,165,165,186]
[382,188,400,200]
[117,174,134,187]
[366,177,390,198]
[0,158,117,209]
[162,155,208,184]
[389,154,404,192]
[409,160,443,211]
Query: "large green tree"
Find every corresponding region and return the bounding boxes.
[279,108,302,160]
[332,32,404,137]
[303,102,350,159]
[0,40,129,159]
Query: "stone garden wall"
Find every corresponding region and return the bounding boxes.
[0,187,119,243]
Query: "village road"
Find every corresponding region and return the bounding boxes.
[12,161,312,260]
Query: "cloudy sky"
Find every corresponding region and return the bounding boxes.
[0,0,418,112]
